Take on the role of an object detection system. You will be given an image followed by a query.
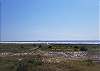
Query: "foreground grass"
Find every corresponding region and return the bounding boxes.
[0,57,100,71]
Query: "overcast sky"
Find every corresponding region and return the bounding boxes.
[0,0,99,41]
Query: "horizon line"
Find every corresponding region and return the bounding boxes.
[0,40,100,42]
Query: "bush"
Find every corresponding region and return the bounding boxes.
[80,47,87,51]
[28,59,42,66]
[74,46,79,51]
[48,45,52,48]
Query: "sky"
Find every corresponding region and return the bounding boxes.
[0,0,99,41]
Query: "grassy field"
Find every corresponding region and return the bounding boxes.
[0,43,100,71]
[0,57,100,71]
[0,43,99,52]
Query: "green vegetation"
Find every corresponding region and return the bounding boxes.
[0,44,99,52]
[0,58,100,71]
[0,44,100,71]
[40,44,99,52]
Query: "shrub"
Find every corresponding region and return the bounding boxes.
[48,45,52,48]
[28,59,42,66]
[80,47,87,51]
